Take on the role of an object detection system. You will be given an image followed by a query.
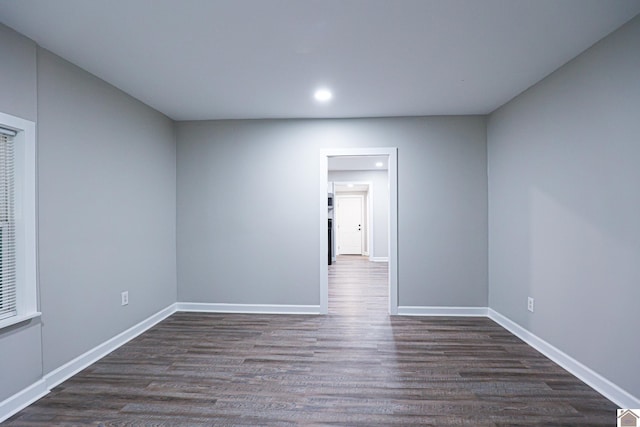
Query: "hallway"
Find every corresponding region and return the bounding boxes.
[328,255,388,316]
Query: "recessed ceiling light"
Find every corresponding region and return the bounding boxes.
[375,162,383,167]
[347,183,354,188]
[314,88,333,102]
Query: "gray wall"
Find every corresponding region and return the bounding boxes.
[37,49,177,373]
[0,24,37,122]
[0,24,42,402]
[488,15,640,398]
[177,117,487,307]
[329,170,389,259]
[0,20,177,402]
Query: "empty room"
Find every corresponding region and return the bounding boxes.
[0,1,639,425]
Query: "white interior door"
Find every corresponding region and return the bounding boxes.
[336,196,363,255]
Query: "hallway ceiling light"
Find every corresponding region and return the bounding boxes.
[375,162,383,167]
[314,88,333,102]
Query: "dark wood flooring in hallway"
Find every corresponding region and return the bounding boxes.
[3,256,616,426]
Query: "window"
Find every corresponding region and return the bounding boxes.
[0,129,17,320]
[0,112,37,329]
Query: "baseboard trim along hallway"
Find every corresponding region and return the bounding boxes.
[0,303,178,423]
[487,308,640,409]
[397,306,488,316]
[176,302,321,315]
[0,380,48,425]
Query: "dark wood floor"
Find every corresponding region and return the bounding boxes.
[4,256,616,426]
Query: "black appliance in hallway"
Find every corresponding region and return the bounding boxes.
[328,218,333,265]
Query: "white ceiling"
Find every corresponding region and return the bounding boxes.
[1,1,638,121]
[328,156,388,171]
[334,184,370,193]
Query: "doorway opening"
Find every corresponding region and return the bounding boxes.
[319,147,398,315]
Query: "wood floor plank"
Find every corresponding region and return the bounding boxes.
[3,255,617,425]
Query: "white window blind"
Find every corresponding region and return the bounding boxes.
[0,129,16,321]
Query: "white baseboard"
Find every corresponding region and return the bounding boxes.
[488,309,640,409]
[0,380,48,423]
[370,257,389,262]
[46,303,177,389]
[176,302,321,315]
[397,306,488,317]
[0,303,177,423]
[4,303,638,423]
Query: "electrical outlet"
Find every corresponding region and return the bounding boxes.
[527,297,534,313]
[121,291,129,306]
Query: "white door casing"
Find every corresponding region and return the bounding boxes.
[319,147,398,315]
[336,195,364,255]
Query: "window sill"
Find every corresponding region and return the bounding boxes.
[0,312,42,331]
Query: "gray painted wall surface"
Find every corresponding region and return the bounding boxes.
[0,321,42,402]
[37,48,177,373]
[0,24,37,122]
[0,23,42,402]
[328,170,389,258]
[488,16,640,397]
[177,117,487,307]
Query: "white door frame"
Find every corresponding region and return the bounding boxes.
[319,147,398,315]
